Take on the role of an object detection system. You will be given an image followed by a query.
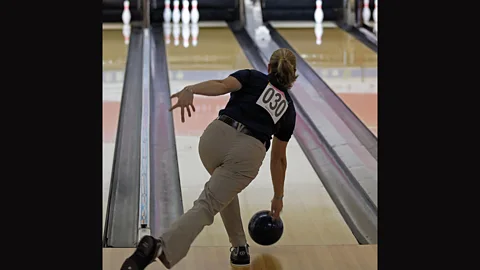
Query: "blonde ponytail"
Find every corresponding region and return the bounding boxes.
[269,48,298,88]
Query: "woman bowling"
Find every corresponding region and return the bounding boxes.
[121,48,298,270]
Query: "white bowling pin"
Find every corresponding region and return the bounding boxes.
[191,0,199,23]
[314,23,323,45]
[172,0,181,23]
[252,2,263,24]
[122,1,131,24]
[362,0,371,23]
[373,0,377,22]
[181,0,190,24]
[191,23,199,46]
[182,23,190,48]
[164,22,172,44]
[314,0,324,23]
[173,23,180,46]
[164,0,172,22]
[122,23,131,45]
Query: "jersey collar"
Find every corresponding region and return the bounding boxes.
[268,73,289,92]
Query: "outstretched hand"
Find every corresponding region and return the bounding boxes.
[170,86,196,123]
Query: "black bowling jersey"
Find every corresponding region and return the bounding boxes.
[218,69,296,150]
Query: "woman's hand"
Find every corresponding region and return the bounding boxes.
[270,197,283,220]
[169,86,196,122]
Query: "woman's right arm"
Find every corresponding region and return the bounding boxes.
[269,108,295,219]
[270,137,288,198]
[270,137,288,219]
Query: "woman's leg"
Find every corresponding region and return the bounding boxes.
[220,195,246,247]
[198,120,262,248]
[197,121,245,247]
[158,164,256,268]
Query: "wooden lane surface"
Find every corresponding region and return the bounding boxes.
[103,244,378,270]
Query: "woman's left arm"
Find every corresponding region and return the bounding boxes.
[185,76,242,96]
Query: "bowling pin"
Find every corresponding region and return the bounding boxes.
[164,0,172,23]
[252,2,263,24]
[191,0,199,23]
[373,0,377,22]
[122,1,131,24]
[314,23,323,45]
[181,0,190,24]
[172,0,181,23]
[191,23,199,46]
[314,0,324,23]
[164,22,172,44]
[123,23,131,45]
[173,23,180,46]
[362,0,371,23]
[182,23,190,48]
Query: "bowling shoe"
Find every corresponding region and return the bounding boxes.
[120,235,163,270]
[230,244,250,266]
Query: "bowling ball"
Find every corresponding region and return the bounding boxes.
[248,210,284,246]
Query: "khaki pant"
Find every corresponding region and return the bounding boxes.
[158,119,266,268]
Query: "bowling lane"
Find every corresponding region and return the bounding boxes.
[165,26,358,247]
[102,26,129,234]
[277,27,378,136]
[104,244,378,269]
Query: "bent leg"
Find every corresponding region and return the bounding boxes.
[158,165,255,268]
[202,160,247,247]
[220,195,247,247]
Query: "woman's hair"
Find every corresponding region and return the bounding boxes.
[269,48,298,88]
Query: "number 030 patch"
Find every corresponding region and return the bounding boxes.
[256,83,289,124]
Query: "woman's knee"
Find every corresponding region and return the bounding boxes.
[194,186,232,218]
[192,198,217,225]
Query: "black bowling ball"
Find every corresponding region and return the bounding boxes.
[248,210,284,246]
